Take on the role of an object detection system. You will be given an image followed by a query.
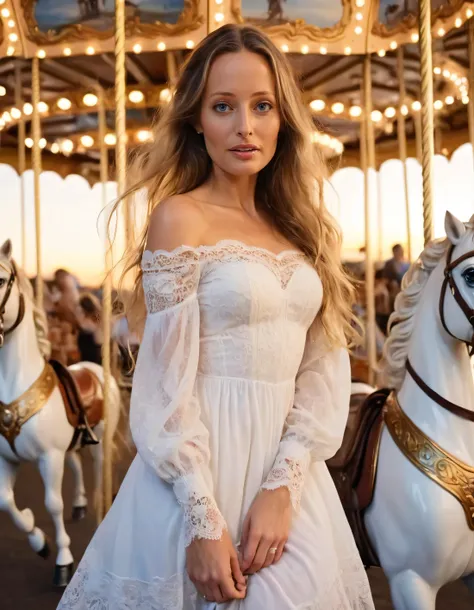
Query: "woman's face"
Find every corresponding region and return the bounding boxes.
[199,50,281,177]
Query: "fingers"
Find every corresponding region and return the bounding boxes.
[245,537,271,574]
[230,553,246,588]
[273,539,286,564]
[262,541,279,569]
[219,574,246,600]
[241,531,259,573]
[208,583,226,603]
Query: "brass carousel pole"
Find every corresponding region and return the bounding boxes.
[115,0,130,248]
[31,58,43,309]
[98,86,113,522]
[363,54,377,386]
[397,47,412,262]
[418,0,435,244]
[468,18,474,171]
[15,63,26,268]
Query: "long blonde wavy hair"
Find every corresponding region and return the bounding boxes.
[114,24,358,348]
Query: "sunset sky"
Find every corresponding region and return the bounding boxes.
[1,143,473,286]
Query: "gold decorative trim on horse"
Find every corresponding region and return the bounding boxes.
[385,392,474,530]
[0,362,56,452]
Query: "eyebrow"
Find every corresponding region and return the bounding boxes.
[209,90,274,98]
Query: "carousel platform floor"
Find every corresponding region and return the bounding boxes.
[1,455,473,610]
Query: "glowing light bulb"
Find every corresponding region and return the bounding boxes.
[133,44,142,54]
[80,135,94,147]
[377,49,386,57]
[37,49,46,58]
[104,133,116,145]
[83,93,98,107]
[331,102,344,114]
[186,40,195,49]
[301,45,309,54]
[137,130,152,142]
[371,110,383,122]
[384,106,396,118]
[129,90,144,103]
[320,46,327,55]
[310,99,325,112]
[57,98,72,111]
[349,105,362,118]
[157,42,166,51]
[281,44,289,53]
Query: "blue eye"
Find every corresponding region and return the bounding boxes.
[256,102,272,112]
[462,267,474,287]
[214,103,230,113]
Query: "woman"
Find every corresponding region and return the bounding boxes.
[58,24,373,609]
[76,292,103,364]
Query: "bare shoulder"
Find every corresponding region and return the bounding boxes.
[146,194,206,252]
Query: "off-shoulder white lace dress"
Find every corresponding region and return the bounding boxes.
[57,240,374,610]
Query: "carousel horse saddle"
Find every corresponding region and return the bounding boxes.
[49,360,103,447]
[326,387,391,567]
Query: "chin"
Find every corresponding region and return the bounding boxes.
[225,161,267,177]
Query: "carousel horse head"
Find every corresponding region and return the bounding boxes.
[0,240,25,348]
[384,211,474,390]
[440,211,474,352]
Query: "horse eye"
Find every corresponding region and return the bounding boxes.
[462,267,474,287]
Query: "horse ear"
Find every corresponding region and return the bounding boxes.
[0,239,12,260]
[445,211,466,245]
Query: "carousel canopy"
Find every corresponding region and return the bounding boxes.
[0,0,472,177]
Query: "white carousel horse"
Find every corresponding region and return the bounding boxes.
[362,211,474,609]
[0,240,121,586]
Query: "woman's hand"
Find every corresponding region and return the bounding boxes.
[240,487,291,575]
[186,529,247,603]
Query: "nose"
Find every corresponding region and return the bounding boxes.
[236,107,253,138]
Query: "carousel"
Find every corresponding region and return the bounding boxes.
[0,1,473,608]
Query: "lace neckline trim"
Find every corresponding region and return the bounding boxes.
[143,239,306,262]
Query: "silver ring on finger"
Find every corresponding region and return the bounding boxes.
[269,547,278,554]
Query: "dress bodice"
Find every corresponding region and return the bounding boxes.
[142,240,322,384]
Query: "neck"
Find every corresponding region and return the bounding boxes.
[0,303,45,404]
[206,169,258,216]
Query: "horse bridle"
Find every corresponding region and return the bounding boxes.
[439,244,474,355]
[406,243,474,422]
[0,261,25,348]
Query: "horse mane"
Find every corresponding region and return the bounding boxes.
[16,264,52,360]
[382,237,450,390]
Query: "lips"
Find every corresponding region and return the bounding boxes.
[229,145,259,152]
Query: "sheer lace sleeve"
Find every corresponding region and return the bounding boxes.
[130,247,226,547]
[261,319,350,512]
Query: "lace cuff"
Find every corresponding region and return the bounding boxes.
[173,474,227,547]
[261,441,311,513]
